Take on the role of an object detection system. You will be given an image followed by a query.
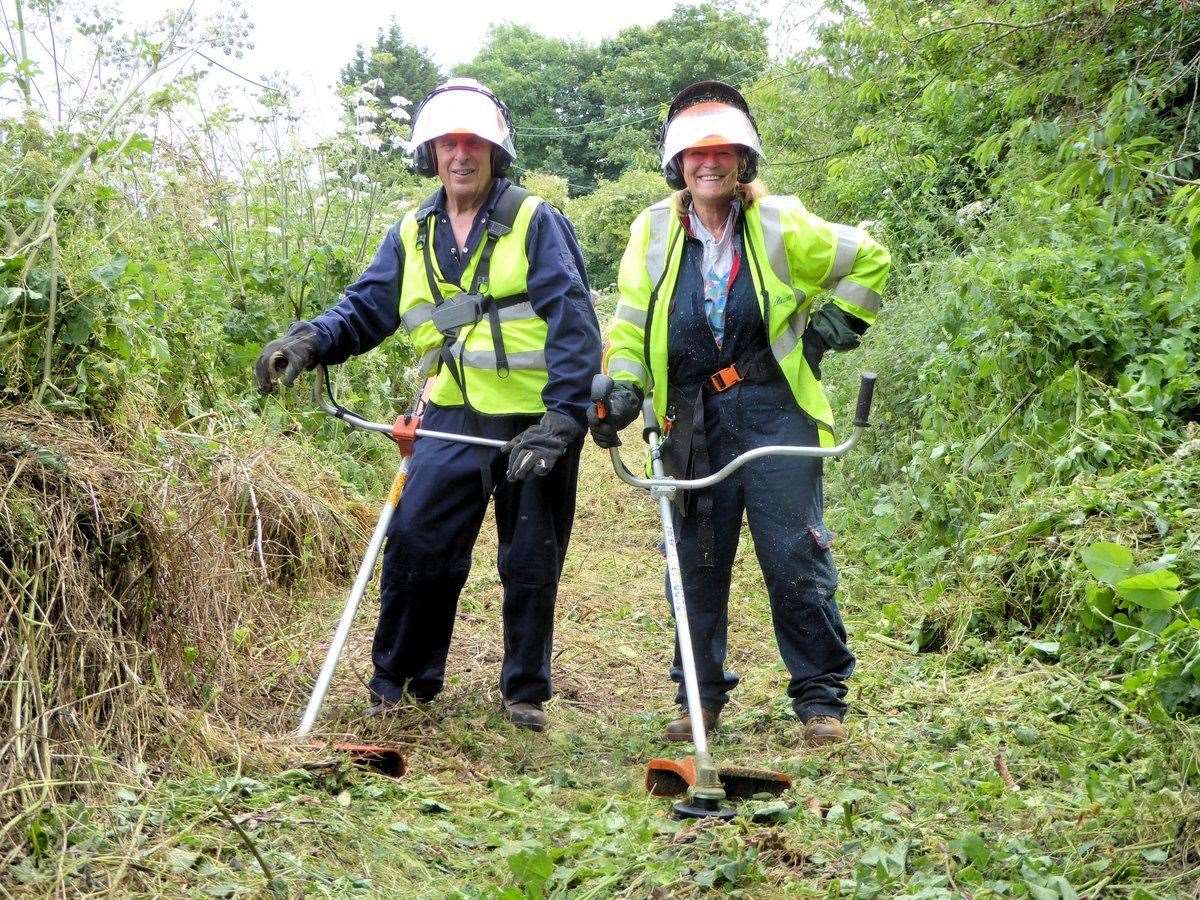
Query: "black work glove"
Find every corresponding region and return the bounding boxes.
[254,321,321,394]
[586,384,643,448]
[804,306,868,380]
[503,410,583,481]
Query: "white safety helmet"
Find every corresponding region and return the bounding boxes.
[408,78,517,176]
[659,81,762,189]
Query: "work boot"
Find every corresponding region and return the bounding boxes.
[502,699,547,732]
[663,708,719,743]
[363,697,402,718]
[803,715,847,747]
[364,690,434,718]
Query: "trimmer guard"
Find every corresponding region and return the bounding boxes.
[646,756,791,799]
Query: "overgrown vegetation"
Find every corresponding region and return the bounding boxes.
[1,0,1197,896]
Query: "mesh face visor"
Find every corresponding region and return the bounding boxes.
[661,101,762,168]
[407,81,517,161]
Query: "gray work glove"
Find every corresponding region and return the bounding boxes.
[503,410,583,481]
[586,384,643,448]
[254,322,321,394]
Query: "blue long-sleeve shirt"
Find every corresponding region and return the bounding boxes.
[309,178,601,425]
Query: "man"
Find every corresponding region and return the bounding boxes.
[254,78,601,732]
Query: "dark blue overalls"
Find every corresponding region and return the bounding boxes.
[663,219,855,722]
[308,178,601,706]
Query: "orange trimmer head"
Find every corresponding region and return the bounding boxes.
[646,755,791,799]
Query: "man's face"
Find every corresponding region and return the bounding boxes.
[434,133,493,200]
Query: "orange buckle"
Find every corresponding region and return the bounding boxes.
[708,365,742,393]
[391,414,422,457]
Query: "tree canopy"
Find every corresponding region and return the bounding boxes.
[344,5,770,192]
[339,21,443,110]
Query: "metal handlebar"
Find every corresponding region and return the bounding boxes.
[311,365,507,450]
[597,372,879,495]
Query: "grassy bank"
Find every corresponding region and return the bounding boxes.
[6,436,1196,898]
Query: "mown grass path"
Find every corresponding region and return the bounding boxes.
[12,445,1198,898]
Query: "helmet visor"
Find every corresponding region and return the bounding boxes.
[407,84,516,160]
[661,101,762,168]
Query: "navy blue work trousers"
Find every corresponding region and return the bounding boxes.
[368,403,580,706]
[668,377,855,722]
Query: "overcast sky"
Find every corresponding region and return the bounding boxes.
[4,0,817,140]
[123,0,808,135]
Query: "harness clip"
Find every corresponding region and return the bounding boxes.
[707,365,743,393]
[391,414,422,457]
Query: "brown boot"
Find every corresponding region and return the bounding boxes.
[803,714,847,747]
[663,708,719,743]
[502,699,547,732]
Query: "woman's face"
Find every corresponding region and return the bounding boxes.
[680,144,740,204]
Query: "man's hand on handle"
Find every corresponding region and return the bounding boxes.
[254,322,321,394]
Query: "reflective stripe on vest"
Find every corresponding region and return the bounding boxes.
[613,302,647,328]
[757,198,803,304]
[770,308,809,360]
[822,223,862,288]
[644,200,675,287]
[442,341,547,371]
[832,279,881,312]
[609,357,650,385]
[401,300,537,332]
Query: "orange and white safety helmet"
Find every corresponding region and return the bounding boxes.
[660,81,762,184]
[407,78,516,163]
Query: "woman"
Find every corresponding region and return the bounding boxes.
[590,81,890,746]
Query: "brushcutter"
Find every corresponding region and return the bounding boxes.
[280,362,507,770]
[591,371,878,820]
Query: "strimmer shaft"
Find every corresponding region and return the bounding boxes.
[648,430,710,757]
[295,463,407,739]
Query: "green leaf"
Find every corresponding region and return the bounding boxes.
[91,255,129,289]
[1026,640,1060,660]
[507,846,554,887]
[164,848,201,873]
[1115,569,1182,610]
[1013,725,1040,746]
[1081,542,1133,586]
[748,799,792,823]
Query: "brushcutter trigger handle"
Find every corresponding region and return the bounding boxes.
[853,372,877,428]
[591,373,615,421]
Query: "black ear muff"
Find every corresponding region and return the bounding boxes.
[491,145,511,178]
[413,141,436,178]
[738,151,758,185]
[663,153,685,190]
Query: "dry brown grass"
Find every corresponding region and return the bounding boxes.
[0,406,371,858]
